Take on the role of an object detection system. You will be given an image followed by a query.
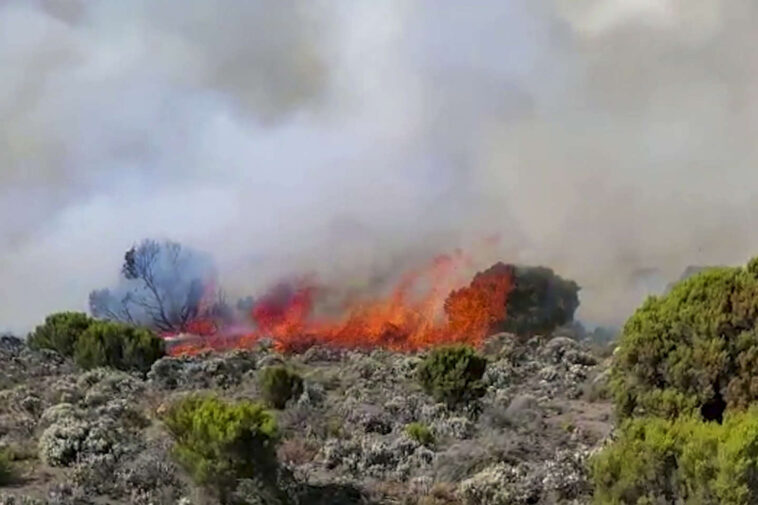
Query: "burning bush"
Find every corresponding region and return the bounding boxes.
[611,258,758,422]
[444,262,514,339]
[74,321,164,373]
[258,365,304,410]
[162,394,281,504]
[27,311,94,357]
[417,345,487,408]
[173,253,515,356]
[165,252,585,357]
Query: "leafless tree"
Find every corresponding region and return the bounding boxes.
[89,239,214,332]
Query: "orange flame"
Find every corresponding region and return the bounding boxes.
[168,253,513,356]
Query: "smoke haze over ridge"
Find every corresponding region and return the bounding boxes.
[2,0,758,333]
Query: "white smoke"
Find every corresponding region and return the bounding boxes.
[2,0,758,333]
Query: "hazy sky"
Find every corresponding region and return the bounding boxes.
[3,0,758,333]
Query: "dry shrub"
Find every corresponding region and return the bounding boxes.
[277,437,319,467]
[418,483,461,505]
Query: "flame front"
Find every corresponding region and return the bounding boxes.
[169,252,514,356]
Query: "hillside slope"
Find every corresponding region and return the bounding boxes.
[0,334,611,505]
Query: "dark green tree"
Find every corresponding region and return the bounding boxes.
[500,266,580,336]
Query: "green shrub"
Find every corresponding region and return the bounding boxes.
[611,259,758,421]
[27,312,93,356]
[417,345,487,407]
[591,408,758,505]
[405,422,435,447]
[162,394,280,504]
[259,366,304,410]
[74,321,164,373]
[500,266,580,336]
[0,448,15,486]
[590,416,683,504]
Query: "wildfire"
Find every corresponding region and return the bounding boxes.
[169,252,514,356]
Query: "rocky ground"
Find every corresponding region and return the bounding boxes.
[0,333,613,505]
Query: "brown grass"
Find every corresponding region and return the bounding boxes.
[277,437,319,466]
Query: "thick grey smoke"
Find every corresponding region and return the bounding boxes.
[2,0,758,333]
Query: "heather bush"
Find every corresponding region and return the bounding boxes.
[259,366,304,410]
[591,408,758,505]
[417,345,487,407]
[162,394,280,504]
[611,259,758,421]
[74,321,164,373]
[27,312,93,357]
[405,422,435,447]
[37,414,119,467]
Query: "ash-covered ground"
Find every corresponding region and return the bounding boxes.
[0,333,612,505]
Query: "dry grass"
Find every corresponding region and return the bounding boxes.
[277,437,320,466]
[417,483,461,505]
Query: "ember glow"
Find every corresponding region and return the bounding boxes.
[169,253,514,355]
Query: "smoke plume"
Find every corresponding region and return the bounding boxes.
[3,0,758,333]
